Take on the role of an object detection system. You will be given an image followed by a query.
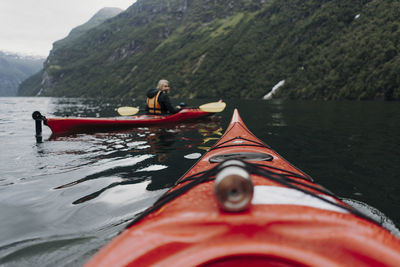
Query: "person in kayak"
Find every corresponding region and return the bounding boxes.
[146,79,181,114]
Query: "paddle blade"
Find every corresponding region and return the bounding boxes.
[117,106,139,116]
[199,102,226,113]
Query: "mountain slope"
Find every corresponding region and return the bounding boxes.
[18,7,123,96]
[18,0,400,100]
[54,7,123,48]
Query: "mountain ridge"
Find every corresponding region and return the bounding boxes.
[0,51,44,96]
[18,0,400,100]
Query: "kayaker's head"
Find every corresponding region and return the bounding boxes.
[157,79,170,93]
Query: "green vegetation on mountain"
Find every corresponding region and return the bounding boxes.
[53,7,122,49]
[18,0,400,100]
[0,52,43,96]
[16,70,43,96]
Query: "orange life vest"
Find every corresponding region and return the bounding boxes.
[146,90,162,114]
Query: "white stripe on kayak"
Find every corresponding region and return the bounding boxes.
[252,186,347,213]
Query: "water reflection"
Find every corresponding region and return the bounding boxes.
[184,153,202,159]
[54,155,154,189]
[197,126,223,150]
[50,117,222,205]
[269,112,287,127]
[94,181,154,205]
[72,179,149,205]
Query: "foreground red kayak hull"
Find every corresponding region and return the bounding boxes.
[85,109,400,267]
[44,108,211,134]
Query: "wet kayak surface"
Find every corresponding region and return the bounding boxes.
[0,97,399,266]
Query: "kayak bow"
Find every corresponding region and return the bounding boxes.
[85,109,400,267]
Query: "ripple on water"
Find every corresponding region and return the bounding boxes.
[93,180,166,205]
[0,235,96,267]
[184,152,202,159]
[135,164,168,172]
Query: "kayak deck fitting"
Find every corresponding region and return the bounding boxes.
[32,108,213,136]
[84,109,400,267]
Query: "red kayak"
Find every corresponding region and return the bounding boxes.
[33,108,212,135]
[85,109,400,267]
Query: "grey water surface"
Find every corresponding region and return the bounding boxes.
[0,97,399,266]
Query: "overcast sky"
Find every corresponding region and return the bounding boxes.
[0,0,135,57]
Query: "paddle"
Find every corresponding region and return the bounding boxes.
[117,101,226,116]
[198,101,226,113]
[117,106,139,116]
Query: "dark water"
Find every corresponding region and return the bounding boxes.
[0,97,399,266]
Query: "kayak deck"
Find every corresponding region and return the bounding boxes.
[85,109,400,267]
[43,108,211,134]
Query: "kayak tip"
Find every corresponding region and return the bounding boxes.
[230,108,243,125]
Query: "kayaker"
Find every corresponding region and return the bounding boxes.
[146,79,181,114]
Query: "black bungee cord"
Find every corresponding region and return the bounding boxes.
[125,159,381,229]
